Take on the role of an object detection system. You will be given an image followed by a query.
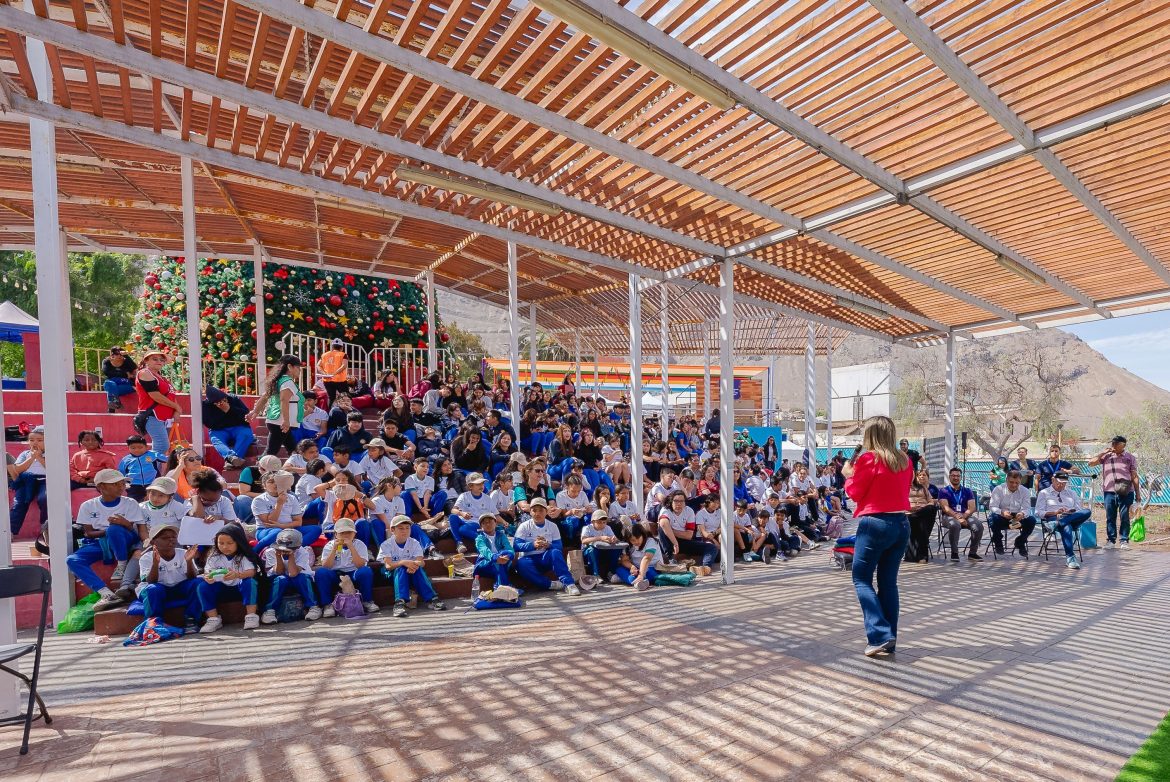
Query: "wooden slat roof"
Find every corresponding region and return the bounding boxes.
[0,0,1168,353]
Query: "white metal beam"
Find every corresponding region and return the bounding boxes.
[251,242,267,384]
[659,283,670,433]
[528,303,537,383]
[868,0,1168,292]
[425,269,437,371]
[0,364,13,718]
[181,157,204,451]
[805,323,815,465]
[945,333,956,471]
[825,329,833,454]
[507,242,521,419]
[718,258,735,585]
[628,273,644,515]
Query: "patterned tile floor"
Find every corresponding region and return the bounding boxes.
[2,543,1167,781]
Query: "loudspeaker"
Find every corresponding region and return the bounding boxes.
[961,431,968,450]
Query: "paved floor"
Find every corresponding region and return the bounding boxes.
[2,542,1168,781]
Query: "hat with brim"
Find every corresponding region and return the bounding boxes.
[466,472,486,485]
[94,468,127,486]
[479,513,498,524]
[140,349,168,361]
[367,438,388,449]
[149,524,179,542]
[529,496,548,509]
[390,514,413,527]
[332,518,357,535]
[147,476,178,495]
[591,509,609,523]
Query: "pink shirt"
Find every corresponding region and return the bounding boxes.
[845,452,913,517]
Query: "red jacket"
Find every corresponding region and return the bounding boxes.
[845,452,912,517]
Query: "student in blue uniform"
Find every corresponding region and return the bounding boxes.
[513,497,581,596]
[378,515,447,618]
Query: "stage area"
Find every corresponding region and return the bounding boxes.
[2,546,1167,781]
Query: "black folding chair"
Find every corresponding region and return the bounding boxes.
[0,565,52,755]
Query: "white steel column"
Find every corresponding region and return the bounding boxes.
[718,259,735,584]
[659,284,670,435]
[507,243,521,418]
[252,243,266,384]
[765,355,776,425]
[528,303,537,385]
[825,328,834,453]
[574,333,582,390]
[945,332,957,470]
[805,323,816,466]
[28,15,74,625]
[592,350,599,395]
[56,229,74,388]
[0,365,16,717]
[181,157,204,451]
[703,323,712,420]
[628,274,644,514]
[425,270,437,372]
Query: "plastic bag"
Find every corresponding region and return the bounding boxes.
[57,592,101,634]
[1130,515,1146,543]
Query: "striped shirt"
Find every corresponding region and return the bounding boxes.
[1100,451,1138,493]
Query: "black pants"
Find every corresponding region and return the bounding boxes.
[265,423,297,456]
[905,506,936,562]
[323,381,348,405]
[989,513,1037,552]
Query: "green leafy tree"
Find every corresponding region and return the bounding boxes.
[1101,402,1170,492]
[518,331,570,362]
[443,322,490,380]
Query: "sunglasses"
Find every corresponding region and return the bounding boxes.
[531,468,546,474]
[185,456,203,463]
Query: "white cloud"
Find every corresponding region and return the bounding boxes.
[1087,328,1170,352]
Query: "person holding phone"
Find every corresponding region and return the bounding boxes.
[843,416,913,658]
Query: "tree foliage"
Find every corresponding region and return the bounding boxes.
[1100,401,1170,487]
[518,331,570,362]
[896,335,1086,457]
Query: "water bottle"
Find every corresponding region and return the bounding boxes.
[471,575,481,602]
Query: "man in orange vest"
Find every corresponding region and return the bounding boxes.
[317,338,349,405]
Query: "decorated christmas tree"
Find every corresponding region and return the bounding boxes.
[129,257,446,393]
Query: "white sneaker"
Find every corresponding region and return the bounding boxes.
[243,613,261,629]
[548,581,565,591]
[565,583,582,596]
[609,574,623,585]
[1106,541,1116,549]
[200,616,223,633]
[1120,541,1131,550]
[111,562,127,581]
[322,605,337,618]
[363,601,381,614]
[809,542,822,550]
[305,606,323,621]
[260,609,278,625]
[1066,556,1081,570]
[634,578,650,591]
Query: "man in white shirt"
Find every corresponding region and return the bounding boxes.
[1036,471,1092,569]
[988,470,1037,557]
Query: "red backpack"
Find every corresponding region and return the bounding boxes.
[407,379,431,400]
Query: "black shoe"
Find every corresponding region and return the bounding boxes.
[968,552,983,561]
[1016,541,1029,559]
[994,545,1005,555]
[762,549,772,565]
[950,553,960,561]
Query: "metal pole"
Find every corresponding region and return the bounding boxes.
[825,327,833,453]
[805,322,816,467]
[659,283,670,436]
[592,348,599,395]
[252,243,266,387]
[56,229,74,387]
[629,274,644,514]
[719,259,735,584]
[703,322,712,420]
[574,332,582,391]
[425,269,437,373]
[765,355,775,426]
[181,157,204,451]
[507,243,521,419]
[0,354,16,716]
[945,332,957,470]
[27,13,74,625]
[528,302,538,386]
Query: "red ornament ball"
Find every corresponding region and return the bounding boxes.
[265,293,274,301]
[367,293,376,300]
[330,295,342,307]
[409,304,417,311]
[397,328,405,334]
[315,297,325,304]
[439,332,450,343]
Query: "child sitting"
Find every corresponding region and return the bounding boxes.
[70,469,146,612]
[186,469,239,525]
[135,524,199,627]
[378,514,447,617]
[70,430,118,489]
[490,472,516,533]
[613,523,662,591]
[514,497,580,595]
[580,509,621,579]
[295,458,330,507]
[450,472,495,554]
[292,395,329,448]
[110,475,189,605]
[260,528,322,624]
[316,518,379,616]
[404,457,447,518]
[359,438,401,487]
[473,513,515,590]
[554,474,593,548]
[607,484,640,539]
[251,470,318,551]
[196,524,262,632]
[695,493,722,549]
[283,438,330,476]
[118,435,166,502]
[315,470,368,536]
[733,500,762,562]
[758,494,803,559]
[369,476,443,556]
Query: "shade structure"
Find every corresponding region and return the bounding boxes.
[0,0,1167,353]
[484,358,763,389]
[0,300,38,343]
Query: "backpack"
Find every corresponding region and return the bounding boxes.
[123,617,185,647]
[407,380,431,400]
[276,593,305,623]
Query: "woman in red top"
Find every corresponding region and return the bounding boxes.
[134,349,182,453]
[843,415,912,658]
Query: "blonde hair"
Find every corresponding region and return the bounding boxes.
[862,416,909,473]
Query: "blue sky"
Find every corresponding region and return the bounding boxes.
[1064,310,1170,390]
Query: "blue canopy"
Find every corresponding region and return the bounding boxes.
[0,301,38,343]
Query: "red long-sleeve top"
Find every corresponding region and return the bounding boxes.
[844,451,913,518]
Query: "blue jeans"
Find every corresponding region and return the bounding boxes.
[474,553,514,588]
[139,580,199,620]
[140,413,170,453]
[315,566,374,603]
[613,565,657,585]
[851,513,910,647]
[265,572,318,611]
[196,578,259,613]
[554,515,586,548]
[403,489,448,518]
[1053,509,1092,557]
[103,377,135,403]
[234,495,255,523]
[66,526,142,592]
[9,472,47,535]
[515,549,574,590]
[209,425,255,461]
[1104,491,1134,543]
[354,519,432,551]
[448,514,482,547]
[388,566,437,602]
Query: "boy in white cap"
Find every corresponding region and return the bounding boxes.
[450,472,494,553]
[136,524,200,626]
[514,497,581,595]
[379,515,447,617]
[358,438,400,486]
[109,475,188,605]
[316,518,379,616]
[580,509,621,579]
[69,469,147,611]
[261,528,321,624]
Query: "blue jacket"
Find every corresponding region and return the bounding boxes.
[475,529,514,562]
[118,451,166,486]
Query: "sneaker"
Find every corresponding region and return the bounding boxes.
[1016,542,1029,559]
[200,615,223,633]
[1066,556,1081,570]
[107,402,117,414]
[762,549,772,565]
[548,580,565,591]
[609,574,623,585]
[968,553,983,562]
[634,578,650,591]
[428,598,447,611]
[808,542,822,550]
[93,593,127,613]
[425,547,445,560]
[456,543,468,555]
[950,553,960,562]
[864,641,893,658]
[305,606,323,621]
[184,615,199,632]
[1120,541,1131,550]
[363,601,381,614]
[1106,541,1115,549]
[243,613,260,630]
[994,545,1006,555]
[111,562,127,582]
[113,584,136,603]
[322,605,337,618]
[392,600,408,617]
[564,584,582,596]
[260,609,278,625]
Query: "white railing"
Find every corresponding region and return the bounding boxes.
[286,332,451,389]
[369,346,432,389]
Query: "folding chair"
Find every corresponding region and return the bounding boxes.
[1037,517,1084,562]
[0,565,53,754]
